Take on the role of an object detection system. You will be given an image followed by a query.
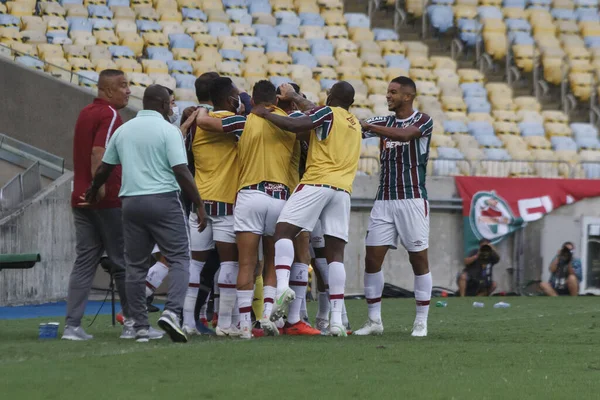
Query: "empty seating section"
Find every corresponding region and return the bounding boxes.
[1,0,599,178]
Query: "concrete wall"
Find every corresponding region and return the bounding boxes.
[0,58,139,169]
[0,173,75,306]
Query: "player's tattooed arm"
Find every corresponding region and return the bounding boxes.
[359,120,421,142]
[277,83,315,112]
[251,105,315,134]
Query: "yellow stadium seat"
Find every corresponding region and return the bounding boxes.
[541,110,569,124]
[357,41,381,57]
[265,63,289,77]
[206,9,229,23]
[485,82,512,98]
[174,88,196,101]
[457,68,485,83]
[45,16,68,33]
[128,72,153,88]
[503,7,526,19]
[312,66,336,80]
[524,136,552,149]
[172,48,197,61]
[93,58,117,72]
[482,18,505,33]
[287,38,310,53]
[333,38,357,55]
[128,85,145,99]
[8,1,34,17]
[296,1,319,14]
[193,33,218,49]
[416,81,440,97]
[318,0,343,11]
[404,41,428,58]
[480,0,502,5]
[544,122,572,137]
[20,30,47,44]
[555,20,578,35]
[155,0,178,11]
[37,43,63,60]
[289,64,312,81]
[87,45,112,61]
[242,64,266,78]
[512,44,537,73]
[438,81,462,97]
[196,48,221,65]
[230,23,255,37]
[159,9,182,23]
[441,96,467,113]
[20,16,46,32]
[216,60,242,77]
[150,73,176,89]
[555,149,579,164]
[0,2,6,14]
[142,59,168,74]
[492,110,518,123]
[365,79,387,95]
[336,66,362,80]
[484,33,507,61]
[70,31,96,46]
[114,58,142,73]
[118,32,143,56]
[184,22,208,35]
[219,36,243,52]
[299,78,321,95]
[336,53,361,68]
[542,56,564,85]
[272,0,294,12]
[409,55,434,71]
[135,6,159,21]
[432,68,460,85]
[64,4,88,18]
[514,96,541,112]
[63,44,87,59]
[322,10,346,26]
[244,51,268,65]
[161,22,185,36]
[494,121,520,135]
[94,30,119,46]
[527,8,552,23]
[70,57,94,71]
[349,27,374,42]
[316,55,338,67]
[580,21,600,37]
[553,0,574,10]
[267,52,292,65]
[430,56,456,71]
[430,133,455,148]
[453,5,477,20]
[41,2,66,17]
[43,57,71,81]
[300,25,325,39]
[516,110,543,123]
[410,68,435,82]
[130,0,152,7]
[252,13,276,26]
[468,113,494,123]
[112,6,136,21]
[143,32,169,48]
[190,60,215,75]
[346,79,367,97]
[361,53,386,68]
[11,42,37,57]
[378,41,404,57]
[361,67,385,81]
[405,0,425,17]
[324,26,348,39]
[489,95,516,111]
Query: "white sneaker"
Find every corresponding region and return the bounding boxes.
[315,318,329,335]
[62,326,93,341]
[239,323,252,340]
[353,319,384,336]
[148,326,164,340]
[329,323,347,337]
[183,325,200,336]
[216,325,241,337]
[260,318,279,336]
[411,320,427,337]
[270,288,295,322]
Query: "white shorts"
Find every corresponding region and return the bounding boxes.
[365,199,430,252]
[277,184,351,242]
[234,190,286,236]
[189,212,236,252]
[310,219,325,249]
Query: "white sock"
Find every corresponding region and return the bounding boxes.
[414,272,432,323]
[314,258,329,286]
[342,301,348,327]
[300,294,308,321]
[364,271,384,322]
[217,262,238,329]
[328,261,346,327]
[183,260,204,329]
[262,285,276,319]
[274,238,294,295]
[232,298,240,327]
[316,291,329,320]
[145,261,169,297]
[237,289,254,332]
[213,267,221,315]
[288,263,308,324]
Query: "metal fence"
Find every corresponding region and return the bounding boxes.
[0,133,64,179]
[0,161,42,214]
[360,156,600,179]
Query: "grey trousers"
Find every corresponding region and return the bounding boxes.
[122,191,190,330]
[66,207,130,327]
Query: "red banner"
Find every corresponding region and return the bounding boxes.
[455,177,600,253]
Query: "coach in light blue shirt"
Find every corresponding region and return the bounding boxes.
[84,85,207,344]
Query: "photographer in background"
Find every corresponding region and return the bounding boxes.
[539,242,582,296]
[457,239,500,296]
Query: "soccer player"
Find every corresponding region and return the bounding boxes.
[353,76,434,338]
[251,81,362,336]
[188,77,245,337]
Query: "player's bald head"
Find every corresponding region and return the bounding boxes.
[143,84,171,119]
[327,81,354,110]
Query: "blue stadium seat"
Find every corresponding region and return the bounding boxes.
[249,1,271,15]
[584,36,600,48]
[169,33,195,49]
[254,24,278,39]
[88,5,113,20]
[146,47,173,62]
[226,9,252,25]
[583,164,600,179]
[16,56,44,70]
[476,135,503,148]
[551,136,578,151]
[137,20,162,33]
[505,19,531,33]
[526,0,551,7]
[443,120,468,134]
[173,73,196,88]
[433,160,461,175]
[427,6,454,34]
[182,8,208,21]
[168,60,193,74]
[299,12,325,27]
[239,36,265,48]
[570,123,598,138]
[477,6,503,19]
[483,148,512,160]
[79,71,100,86]
[437,147,465,159]
[575,0,597,7]
[93,19,114,31]
[576,137,600,150]
[275,11,301,28]
[219,49,245,61]
[0,15,20,28]
[431,0,454,4]
[47,32,70,43]
[344,13,370,28]
[465,98,491,114]
[508,31,534,45]
[320,79,337,90]
[551,9,576,20]
[461,83,487,98]
[61,0,84,5]
[68,17,93,33]
[107,0,129,6]
[265,37,288,53]
[503,0,526,6]
[208,22,231,38]
[292,51,317,68]
[576,10,600,22]
[109,45,135,58]
[270,76,292,87]
[372,28,399,41]
[223,0,249,8]
[384,55,410,69]
[309,38,333,57]
[518,122,545,136]
[458,19,482,47]
[277,24,300,38]
[468,121,495,136]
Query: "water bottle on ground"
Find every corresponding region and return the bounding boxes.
[435,301,447,308]
[472,302,485,308]
[493,302,511,308]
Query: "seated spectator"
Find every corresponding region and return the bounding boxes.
[539,242,582,296]
[457,239,499,296]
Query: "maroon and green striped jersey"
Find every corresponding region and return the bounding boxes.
[363,111,433,200]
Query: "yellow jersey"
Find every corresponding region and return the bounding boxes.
[288,141,301,190]
[300,106,362,193]
[192,110,243,210]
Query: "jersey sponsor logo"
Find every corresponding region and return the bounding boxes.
[384,140,409,149]
[264,182,287,191]
[366,116,387,124]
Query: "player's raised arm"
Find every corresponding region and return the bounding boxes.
[360,116,433,142]
[277,83,316,111]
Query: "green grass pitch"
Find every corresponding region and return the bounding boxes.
[1,297,599,400]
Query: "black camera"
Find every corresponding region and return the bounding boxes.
[559,246,573,264]
[478,244,493,262]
